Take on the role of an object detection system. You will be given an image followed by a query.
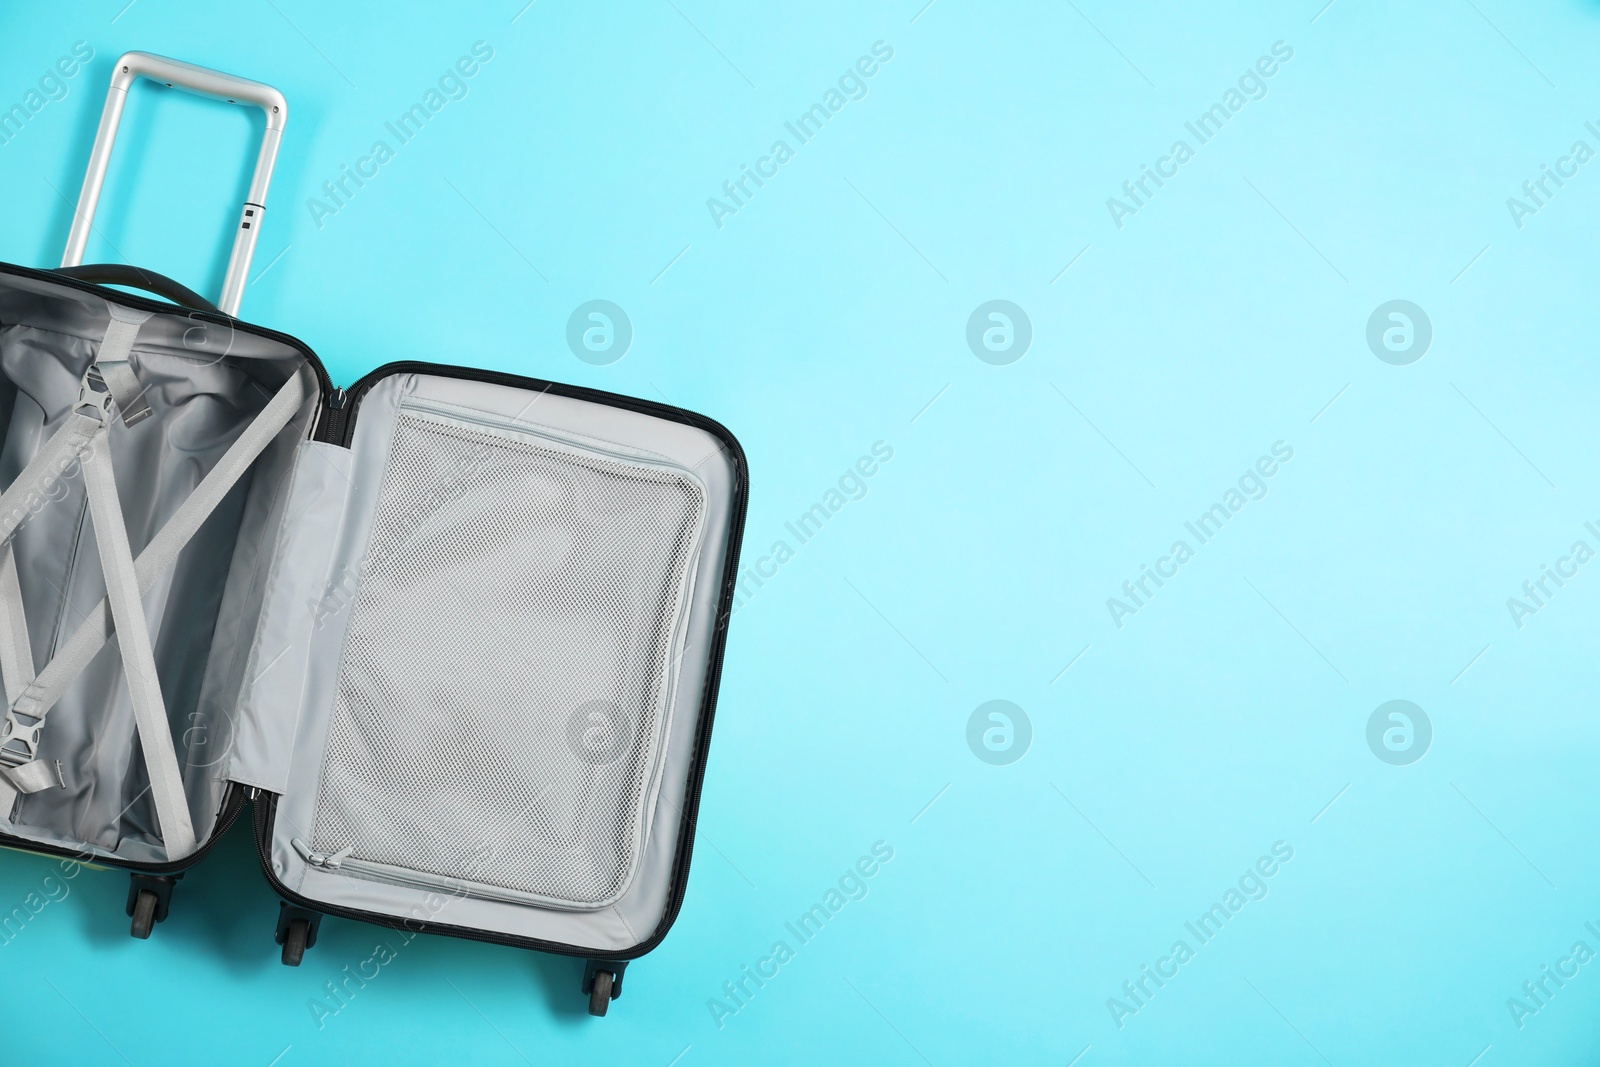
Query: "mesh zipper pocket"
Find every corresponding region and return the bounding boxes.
[309,402,706,909]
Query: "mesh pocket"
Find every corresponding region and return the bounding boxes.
[310,406,705,908]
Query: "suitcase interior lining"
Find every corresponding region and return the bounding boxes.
[251,374,739,950]
[0,273,320,863]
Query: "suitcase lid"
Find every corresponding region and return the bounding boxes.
[239,363,747,958]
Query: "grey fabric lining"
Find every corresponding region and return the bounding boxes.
[261,373,736,951]
[223,441,353,794]
[0,273,320,863]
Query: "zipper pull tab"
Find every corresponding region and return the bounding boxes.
[292,839,353,870]
[327,387,347,410]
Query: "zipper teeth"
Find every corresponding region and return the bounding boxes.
[334,361,743,450]
[255,796,606,957]
[401,399,697,476]
[292,837,616,911]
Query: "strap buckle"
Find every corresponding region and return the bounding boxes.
[79,363,152,427]
[0,708,41,766]
[75,368,116,423]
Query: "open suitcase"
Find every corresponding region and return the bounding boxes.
[0,52,746,1016]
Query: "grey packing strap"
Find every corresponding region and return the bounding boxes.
[93,306,155,427]
[0,304,155,550]
[0,405,104,806]
[5,370,309,763]
[0,758,63,815]
[0,308,142,801]
[0,407,102,548]
[0,549,33,708]
[90,361,153,427]
[0,547,35,809]
[0,299,305,850]
[80,422,196,857]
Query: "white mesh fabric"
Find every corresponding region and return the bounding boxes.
[310,408,705,908]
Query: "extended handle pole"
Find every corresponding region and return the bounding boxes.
[61,51,288,316]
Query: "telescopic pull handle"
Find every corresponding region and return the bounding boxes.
[61,51,288,317]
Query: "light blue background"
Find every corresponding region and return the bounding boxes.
[1,1,1598,1063]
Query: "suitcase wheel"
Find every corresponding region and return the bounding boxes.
[582,959,626,1017]
[587,970,614,1017]
[281,918,311,967]
[125,874,179,940]
[129,890,159,940]
[274,902,322,966]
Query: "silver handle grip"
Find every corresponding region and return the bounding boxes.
[61,51,288,317]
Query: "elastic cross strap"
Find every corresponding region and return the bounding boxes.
[0,405,107,808]
[12,371,307,723]
[81,423,196,856]
[0,550,33,708]
[93,306,155,427]
[0,301,306,858]
[0,407,103,545]
[0,372,308,847]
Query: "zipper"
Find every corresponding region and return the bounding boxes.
[255,795,608,958]
[327,360,745,452]
[400,398,697,477]
[292,838,353,870]
[289,837,599,910]
[313,386,347,444]
[291,838,620,915]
